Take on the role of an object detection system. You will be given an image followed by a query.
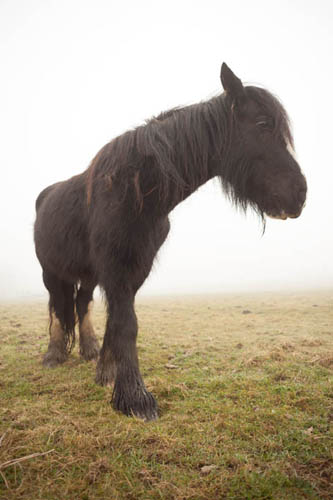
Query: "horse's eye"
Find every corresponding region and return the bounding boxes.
[256,117,273,130]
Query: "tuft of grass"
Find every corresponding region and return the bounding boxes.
[0,291,333,499]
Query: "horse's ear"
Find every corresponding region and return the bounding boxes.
[220,63,245,100]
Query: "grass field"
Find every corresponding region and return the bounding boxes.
[0,291,332,499]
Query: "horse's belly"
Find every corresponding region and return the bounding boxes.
[35,213,93,283]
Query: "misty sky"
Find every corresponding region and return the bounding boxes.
[1,0,333,299]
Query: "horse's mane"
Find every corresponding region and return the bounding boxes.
[86,94,231,207]
[86,87,293,214]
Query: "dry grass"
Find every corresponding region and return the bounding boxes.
[0,291,332,499]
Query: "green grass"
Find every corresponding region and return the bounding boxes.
[0,291,332,499]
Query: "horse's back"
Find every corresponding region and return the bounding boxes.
[35,182,62,212]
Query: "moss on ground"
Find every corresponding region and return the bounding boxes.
[0,291,332,499]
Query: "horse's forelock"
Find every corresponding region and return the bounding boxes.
[245,86,294,148]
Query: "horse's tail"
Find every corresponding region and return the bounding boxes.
[48,280,78,354]
[63,282,77,353]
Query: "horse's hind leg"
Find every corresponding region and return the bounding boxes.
[76,283,100,361]
[42,271,76,367]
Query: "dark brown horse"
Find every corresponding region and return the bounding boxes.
[34,63,307,420]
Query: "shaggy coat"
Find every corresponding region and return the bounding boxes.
[34,63,307,420]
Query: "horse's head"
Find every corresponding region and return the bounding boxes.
[220,63,307,220]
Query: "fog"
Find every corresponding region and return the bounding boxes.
[1,0,332,300]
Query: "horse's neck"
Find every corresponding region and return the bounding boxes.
[149,99,225,214]
[164,165,215,214]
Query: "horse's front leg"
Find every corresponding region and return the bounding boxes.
[96,291,157,421]
[94,218,170,420]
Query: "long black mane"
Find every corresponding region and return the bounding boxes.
[87,87,293,217]
[87,94,231,212]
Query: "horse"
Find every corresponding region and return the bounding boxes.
[34,63,307,420]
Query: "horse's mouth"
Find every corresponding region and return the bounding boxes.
[266,211,301,220]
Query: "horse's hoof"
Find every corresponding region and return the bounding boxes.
[112,386,159,421]
[42,348,67,368]
[95,359,116,386]
[133,409,159,422]
[80,336,100,361]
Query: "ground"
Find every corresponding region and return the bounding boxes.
[0,291,332,499]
